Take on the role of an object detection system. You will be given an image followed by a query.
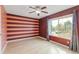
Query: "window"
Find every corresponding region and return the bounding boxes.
[50,15,73,40]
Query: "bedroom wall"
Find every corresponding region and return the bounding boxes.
[6,13,39,40]
[39,19,48,38]
[0,5,7,53]
[39,6,79,46]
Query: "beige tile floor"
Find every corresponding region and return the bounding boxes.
[4,37,77,54]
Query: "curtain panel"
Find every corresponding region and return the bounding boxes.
[70,10,79,53]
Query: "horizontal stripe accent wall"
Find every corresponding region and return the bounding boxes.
[6,14,39,40]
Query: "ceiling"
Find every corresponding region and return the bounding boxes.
[4,5,76,19]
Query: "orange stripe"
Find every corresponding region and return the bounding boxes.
[7,31,39,35]
[7,32,39,36]
[7,15,39,22]
[7,22,39,25]
[7,30,39,32]
[7,24,39,27]
[7,27,39,30]
[7,19,39,24]
[7,35,38,40]
[7,34,39,39]
[7,26,39,28]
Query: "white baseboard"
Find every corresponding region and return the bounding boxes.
[1,42,7,54]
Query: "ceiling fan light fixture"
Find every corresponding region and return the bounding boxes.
[29,6,48,16]
[35,11,41,14]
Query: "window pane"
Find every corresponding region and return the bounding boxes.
[51,16,73,40]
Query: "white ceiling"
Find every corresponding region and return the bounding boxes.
[4,5,76,19]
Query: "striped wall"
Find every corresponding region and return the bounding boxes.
[6,14,39,40]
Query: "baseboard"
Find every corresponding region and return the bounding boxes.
[8,36,47,43]
[49,40,69,48]
[1,36,40,53]
[37,36,47,40]
[37,36,69,48]
[1,42,8,54]
[7,36,40,43]
[2,36,69,54]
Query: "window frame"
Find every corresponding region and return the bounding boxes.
[48,14,73,40]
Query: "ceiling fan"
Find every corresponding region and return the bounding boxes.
[28,6,48,16]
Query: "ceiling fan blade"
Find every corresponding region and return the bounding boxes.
[29,6,36,9]
[36,6,40,8]
[29,11,35,13]
[37,13,40,16]
[41,11,48,14]
[41,7,46,9]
